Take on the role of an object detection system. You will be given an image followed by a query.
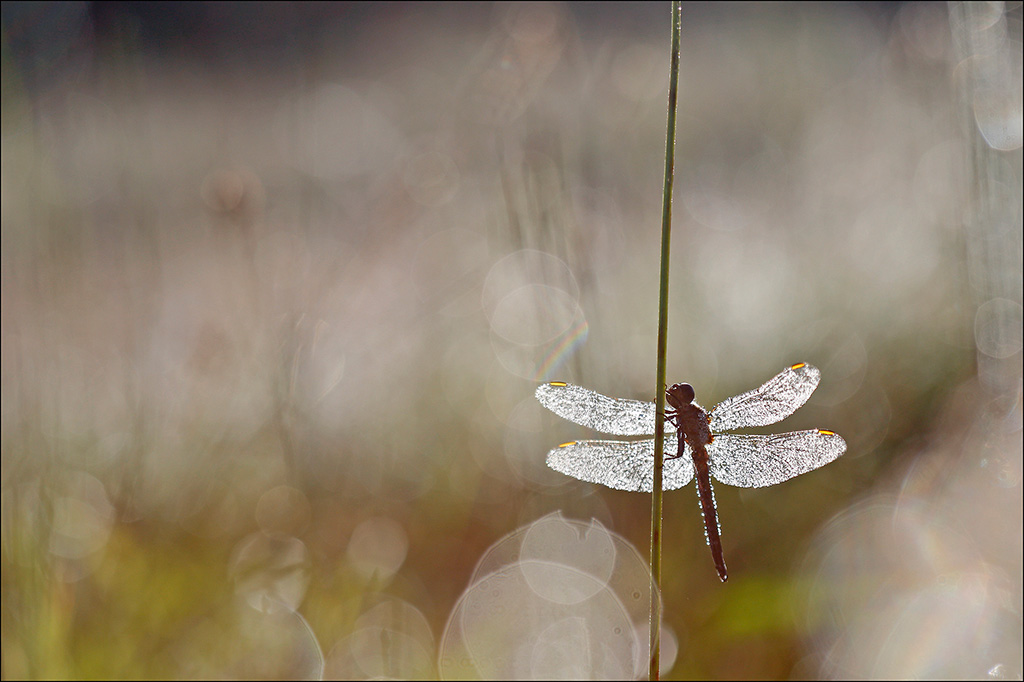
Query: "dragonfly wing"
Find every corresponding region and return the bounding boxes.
[546,436,694,492]
[709,363,821,431]
[536,382,669,436]
[707,431,846,488]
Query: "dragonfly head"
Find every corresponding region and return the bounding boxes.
[666,382,695,409]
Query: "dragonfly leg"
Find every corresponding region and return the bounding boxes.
[665,449,684,461]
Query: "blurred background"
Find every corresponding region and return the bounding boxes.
[2,1,1021,679]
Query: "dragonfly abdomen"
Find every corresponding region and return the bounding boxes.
[690,443,728,582]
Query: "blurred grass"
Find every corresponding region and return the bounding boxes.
[2,2,1012,679]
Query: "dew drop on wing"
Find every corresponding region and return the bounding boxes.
[545,437,694,492]
[709,363,822,431]
[535,382,667,436]
[706,430,847,488]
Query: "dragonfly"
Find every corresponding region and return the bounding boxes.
[535,363,846,582]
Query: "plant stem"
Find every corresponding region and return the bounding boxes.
[650,2,681,680]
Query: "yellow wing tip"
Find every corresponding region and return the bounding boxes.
[791,362,807,370]
[548,381,568,387]
[819,429,837,436]
[558,441,577,448]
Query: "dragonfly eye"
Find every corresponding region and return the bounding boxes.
[667,382,696,407]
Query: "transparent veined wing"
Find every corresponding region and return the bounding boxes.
[706,430,847,488]
[545,436,693,492]
[709,363,821,431]
[536,382,670,436]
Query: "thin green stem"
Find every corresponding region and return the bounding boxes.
[650,2,681,680]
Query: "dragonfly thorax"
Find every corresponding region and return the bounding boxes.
[672,403,712,448]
